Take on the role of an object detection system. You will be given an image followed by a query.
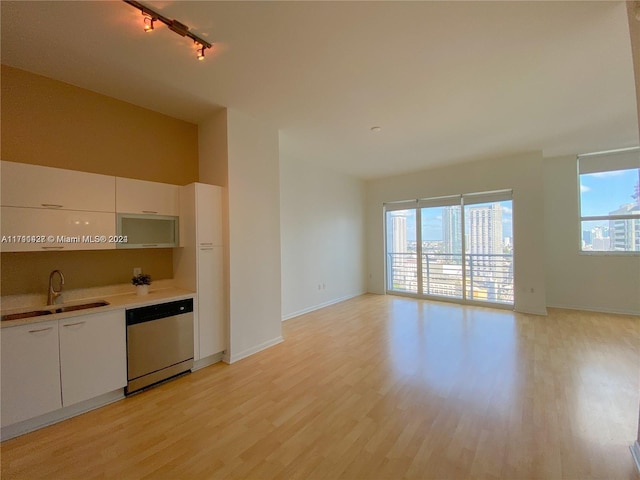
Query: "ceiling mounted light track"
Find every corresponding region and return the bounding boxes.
[123,0,212,59]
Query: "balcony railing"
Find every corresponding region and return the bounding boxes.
[387,252,514,305]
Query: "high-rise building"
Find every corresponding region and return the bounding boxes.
[609,203,640,251]
[442,206,462,255]
[584,225,611,251]
[390,214,408,253]
[467,203,503,255]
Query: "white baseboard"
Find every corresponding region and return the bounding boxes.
[631,441,640,474]
[281,292,365,321]
[225,336,284,364]
[1,389,123,441]
[193,352,224,371]
[514,306,548,316]
[546,302,639,316]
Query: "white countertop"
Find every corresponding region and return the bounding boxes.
[1,287,195,328]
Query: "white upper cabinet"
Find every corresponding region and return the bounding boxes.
[1,207,116,252]
[196,183,222,246]
[1,161,115,212]
[116,177,179,216]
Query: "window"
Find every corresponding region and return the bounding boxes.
[578,148,640,253]
[385,190,513,306]
[385,205,418,294]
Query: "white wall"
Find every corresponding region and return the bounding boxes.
[225,109,283,362]
[366,152,547,315]
[544,155,640,315]
[280,155,366,320]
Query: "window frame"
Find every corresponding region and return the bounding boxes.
[577,147,640,256]
[383,189,514,307]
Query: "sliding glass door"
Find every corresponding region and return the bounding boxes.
[421,204,463,299]
[385,207,418,293]
[385,191,513,307]
[464,197,513,305]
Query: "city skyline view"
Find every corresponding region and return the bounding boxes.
[385,199,513,305]
[580,167,639,251]
[393,202,513,243]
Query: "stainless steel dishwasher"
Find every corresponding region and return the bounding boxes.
[125,298,194,395]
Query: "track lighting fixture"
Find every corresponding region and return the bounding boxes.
[143,14,155,33]
[196,43,206,61]
[123,0,212,59]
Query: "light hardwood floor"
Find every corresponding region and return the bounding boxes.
[1,294,639,479]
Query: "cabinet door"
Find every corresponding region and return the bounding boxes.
[1,207,116,252]
[197,246,225,358]
[1,161,115,212]
[59,311,126,407]
[196,184,222,247]
[116,177,179,216]
[0,321,62,427]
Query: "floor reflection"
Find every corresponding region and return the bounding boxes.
[387,297,517,415]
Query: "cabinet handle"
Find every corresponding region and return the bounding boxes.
[42,246,64,250]
[142,210,158,214]
[63,321,86,327]
[28,327,53,333]
[41,204,63,208]
[200,247,214,251]
[199,242,213,246]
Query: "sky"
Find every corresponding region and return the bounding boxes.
[579,168,640,218]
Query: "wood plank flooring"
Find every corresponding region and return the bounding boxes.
[1,294,639,479]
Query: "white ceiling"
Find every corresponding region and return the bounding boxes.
[1,1,638,179]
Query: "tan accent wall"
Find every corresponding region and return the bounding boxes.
[1,249,174,295]
[0,65,198,185]
[199,109,228,188]
[0,65,199,296]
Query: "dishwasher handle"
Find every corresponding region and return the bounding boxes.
[126,298,194,326]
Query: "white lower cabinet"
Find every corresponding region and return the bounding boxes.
[1,310,126,429]
[1,321,62,427]
[59,311,126,407]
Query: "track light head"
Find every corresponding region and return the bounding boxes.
[143,14,155,33]
[196,43,206,60]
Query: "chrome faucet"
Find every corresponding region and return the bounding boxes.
[47,270,65,305]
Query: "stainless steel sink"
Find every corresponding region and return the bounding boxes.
[1,310,54,321]
[54,301,109,313]
[1,301,110,321]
